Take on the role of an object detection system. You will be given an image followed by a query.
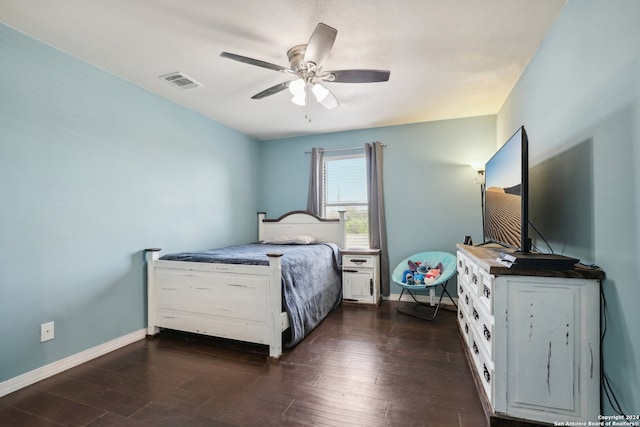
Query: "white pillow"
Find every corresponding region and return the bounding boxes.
[262,234,318,244]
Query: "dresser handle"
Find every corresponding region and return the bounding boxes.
[351,259,368,265]
[473,308,479,320]
[483,285,491,299]
[343,269,358,273]
[465,266,469,274]
[472,273,478,284]
[473,341,479,355]
[465,295,469,305]
[459,285,464,294]
[459,310,464,320]
[369,278,373,296]
[464,323,469,334]
[483,364,491,383]
[483,325,491,342]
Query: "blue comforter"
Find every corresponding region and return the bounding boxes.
[160,243,342,347]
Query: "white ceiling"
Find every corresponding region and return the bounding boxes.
[1,0,566,141]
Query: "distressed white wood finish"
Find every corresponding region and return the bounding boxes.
[456,244,602,424]
[145,211,343,359]
[341,250,380,305]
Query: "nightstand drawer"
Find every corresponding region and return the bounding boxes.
[343,254,376,269]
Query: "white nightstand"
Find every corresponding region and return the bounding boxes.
[341,249,381,306]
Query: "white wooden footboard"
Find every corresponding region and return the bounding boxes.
[145,249,286,358]
[144,210,344,359]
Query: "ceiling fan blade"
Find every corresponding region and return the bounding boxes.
[304,23,337,67]
[326,69,391,83]
[251,81,291,99]
[220,52,289,73]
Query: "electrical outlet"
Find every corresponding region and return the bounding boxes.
[40,321,54,342]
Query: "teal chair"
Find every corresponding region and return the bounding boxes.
[392,251,458,320]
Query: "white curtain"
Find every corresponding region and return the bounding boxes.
[306,147,323,216]
[366,142,390,296]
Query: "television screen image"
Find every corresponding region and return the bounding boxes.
[483,126,529,252]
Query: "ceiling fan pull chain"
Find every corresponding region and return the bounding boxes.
[305,86,312,123]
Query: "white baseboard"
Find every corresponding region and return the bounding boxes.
[0,328,146,398]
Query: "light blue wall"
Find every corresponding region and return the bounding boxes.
[0,24,260,382]
[497,1,640,414]
[259,116,497,294]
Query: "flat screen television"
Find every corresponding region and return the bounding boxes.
[483,126,532,253]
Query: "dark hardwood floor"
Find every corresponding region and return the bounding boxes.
[0,301,486,426]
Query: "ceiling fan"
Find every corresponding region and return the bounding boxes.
[220,23,390,110]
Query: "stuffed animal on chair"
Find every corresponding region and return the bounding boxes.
[423,262,444,284]
[403,259,445,285]
[403,260,422,284]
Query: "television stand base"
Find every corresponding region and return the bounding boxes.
[501,251,579,270]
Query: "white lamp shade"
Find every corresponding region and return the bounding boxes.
[288,78,306,96]
[469,161,485,173]
[311,83,329,102]
[291,93,306,106]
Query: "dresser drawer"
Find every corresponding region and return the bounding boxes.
[477,269,495,315]
[457,252,468,276]
[460,252,481,294]
[461,284,473,313]
[457,279,468,306]
[470,327,494,405]
[457,252,474,283]
[343,254,376,269]
[471,264,482,295]
[470,303,494,359]
[458,305,472,347]
[458,281,471,317]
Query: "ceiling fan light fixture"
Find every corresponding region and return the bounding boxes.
[291,93,306,106]
[311,83,329,102]
[288,78,306,96]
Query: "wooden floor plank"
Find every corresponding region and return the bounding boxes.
[0,300,486,426]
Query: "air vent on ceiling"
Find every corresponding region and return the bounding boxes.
[159,72,202,90]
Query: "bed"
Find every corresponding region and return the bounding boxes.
[144,210,345,359]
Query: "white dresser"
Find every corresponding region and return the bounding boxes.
[456,244,604,426]
[341,249,381,306]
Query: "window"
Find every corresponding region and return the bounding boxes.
[323,154,369,248]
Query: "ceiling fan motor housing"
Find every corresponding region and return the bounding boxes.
[287,45,311,74]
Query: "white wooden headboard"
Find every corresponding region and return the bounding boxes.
[258,211,345,248]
